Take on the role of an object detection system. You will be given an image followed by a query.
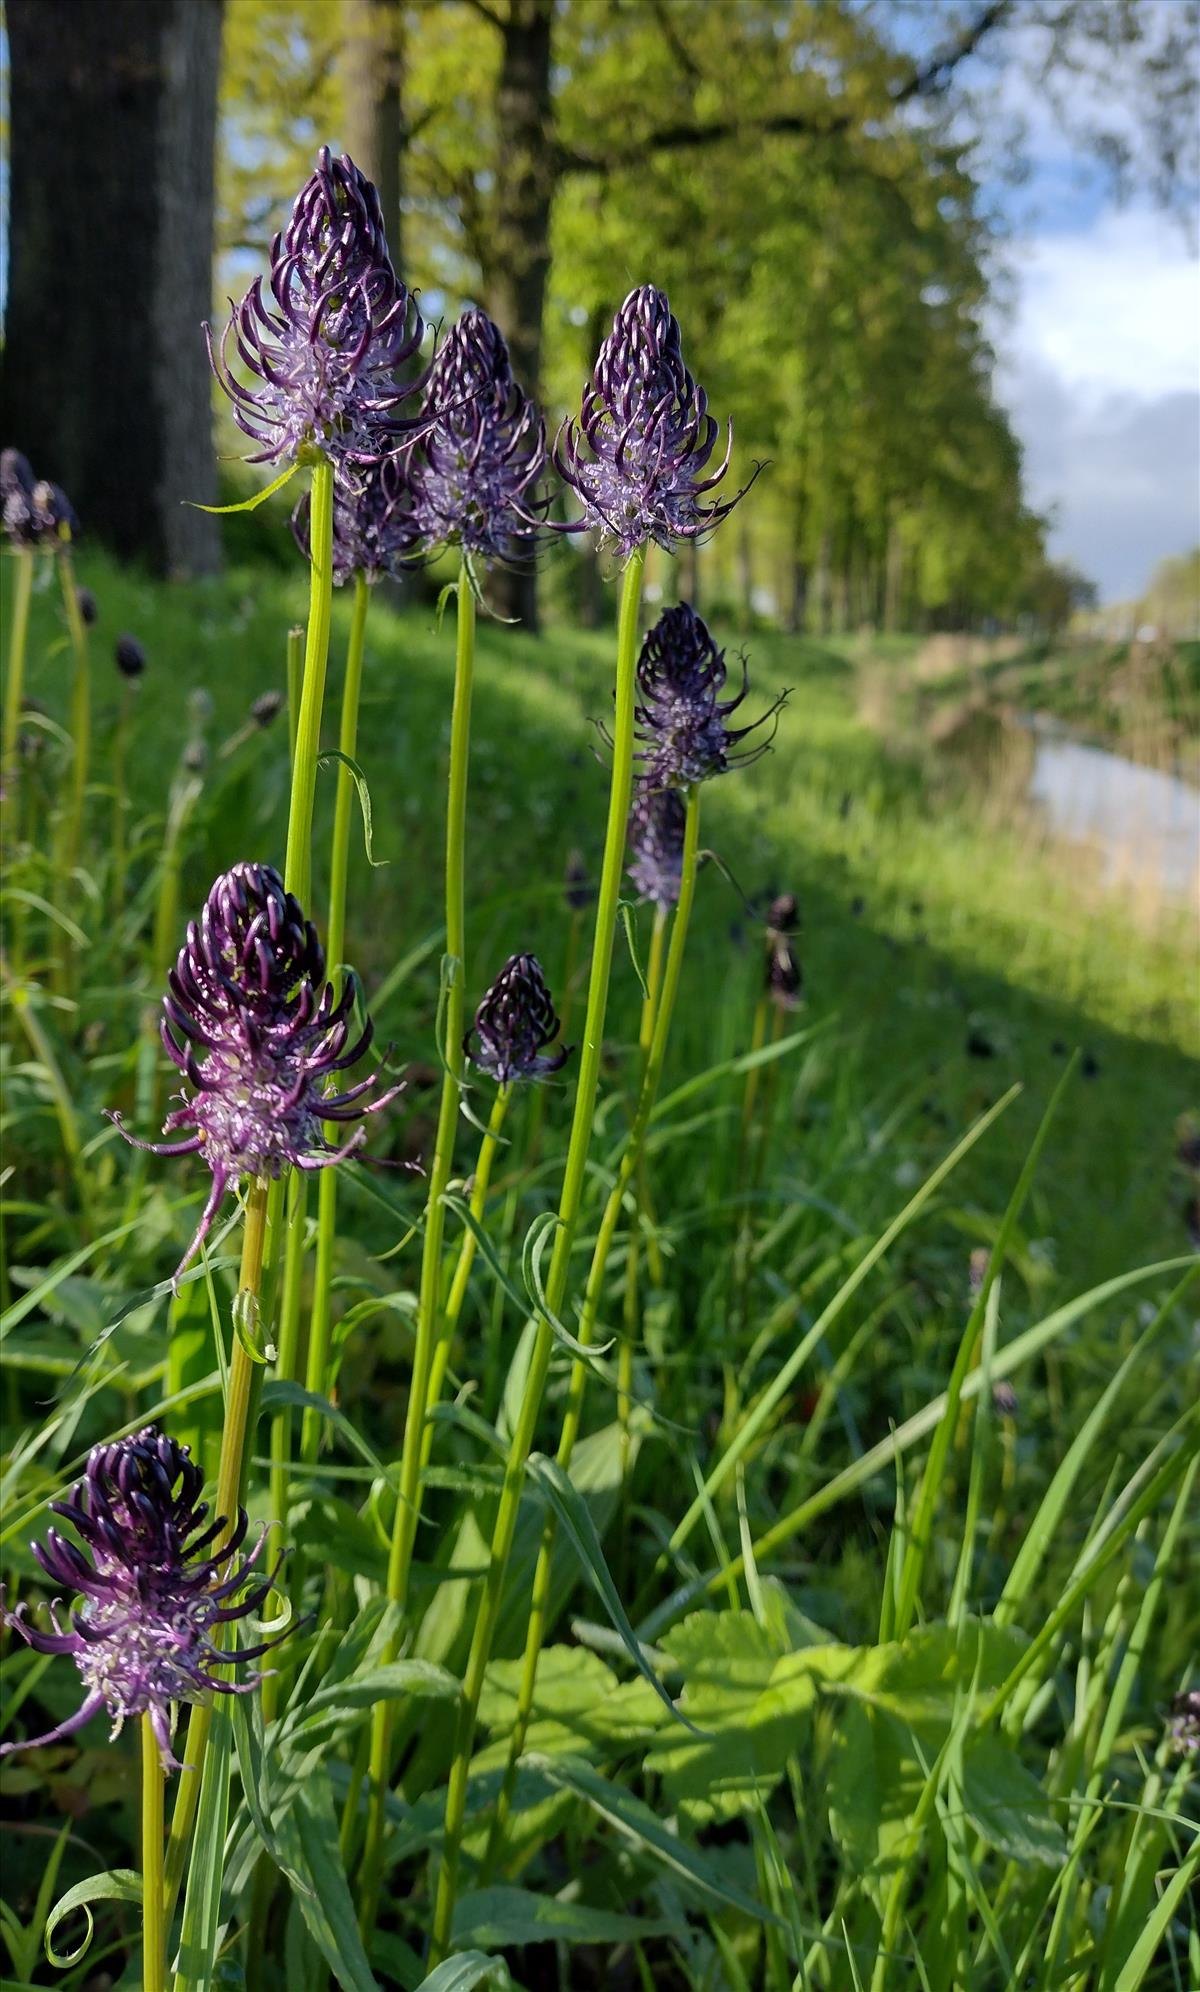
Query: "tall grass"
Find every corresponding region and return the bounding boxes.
[1,543,1196,1992]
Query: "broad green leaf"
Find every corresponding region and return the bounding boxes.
[452,1885,679,1949]
[275,1774,381,1992]
[957,1733,1065,1867]
[412,1955,513,1992]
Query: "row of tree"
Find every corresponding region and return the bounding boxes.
[6,1,1196,630]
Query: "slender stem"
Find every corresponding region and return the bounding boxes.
[141,1713,166,1992]
[58,549,90,880]
[1,546,35,773]
[422,1084,510,1462]
[284,456,334,907]
[617,906,667,1486]
[111,681,133,919]
[429,543,647,1966]
[303,569,370,1465]
[286,624,305,769]
[357,556,476,1932]
[485,793,701,1874]
[164,1176,270,1916]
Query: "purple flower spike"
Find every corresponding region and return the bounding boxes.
[555,285,754,556]
[206,147,425,478]
[0,1427,287,1770]
[465,954,572,1086]
[108,861,402,1284]
[626,786,687,910]
[291,452,413,586]
[401,308,548,565]
[634,602,786,791]
[765,894,803,1012]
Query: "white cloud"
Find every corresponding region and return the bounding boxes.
[993,206,1200,600]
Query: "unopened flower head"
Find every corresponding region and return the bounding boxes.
[109,861,401,1281]
[401,308,548,563]
[1169,1689,1200,1754]
[291,451,413,584]
[115,635,146,679]
[626,785,687,909]
[635,601,781,790]
[465,954,571,1085]
[207,147,424,477]
[0,1426,285,1768]
[556,285,752,556]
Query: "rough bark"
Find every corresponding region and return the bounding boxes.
[483,0,557,631]
[3,0,223,575]
[343,0,406,273]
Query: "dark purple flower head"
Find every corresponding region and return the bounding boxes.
[0,453,78,547]
[206,147,424,477]
[1,449,38,544]
[465,954,571,1086]
[626,785,687,909]
[252,690,286,728]
[290,451,413,585]
[555,286,753,557]
[400,308,548,564]
[634,601,785,790]
[109,862,401,1283]
[764,890,802,1010]
[77,587,99,626]
[32,480,79,543]
[0,1427,285,1769]
[1169,1689,1200,1753]
[115,635,146,679]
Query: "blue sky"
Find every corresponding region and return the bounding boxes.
[963,40,1199,602]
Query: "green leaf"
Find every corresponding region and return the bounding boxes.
[173,1697,232,1990]
[413,1956,513,1992]
[317,750,387,867]
[958,1733,1065,1867]
[44,1870,141,1970]
[619,901,650,1000]
[527,1754,783,1927]
[525,1454,697,1733]
[647,1615,860,1824]
[275,1774,382,1992]
[452,1885,679,1949]
[520,1216,613,1360]
[189,461,300,513]
[260,1380,398,1487]
[283,1659,460,1756]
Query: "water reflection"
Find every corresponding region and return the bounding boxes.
[1026,724,1199,899]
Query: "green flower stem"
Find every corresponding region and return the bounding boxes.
[421,1083,511,1466]
[616,904,668,1485]
[286,623,305,768]
[484,793,700,1875]
[58,549,91,881]
[142,1712,166,1992]
[164,1175,270,1917]
[284,455,335,908]
[111,680,133,919]
[261,1170,308,1727]
[303,569,371,1466]
[357,557,476,1933]
[1,546,35,772]
[429,543,647,1967]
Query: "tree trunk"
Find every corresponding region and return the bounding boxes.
[483,0,558,632]
[814,527,833,636]
[2,0,223,576]
[342,0,406,274]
